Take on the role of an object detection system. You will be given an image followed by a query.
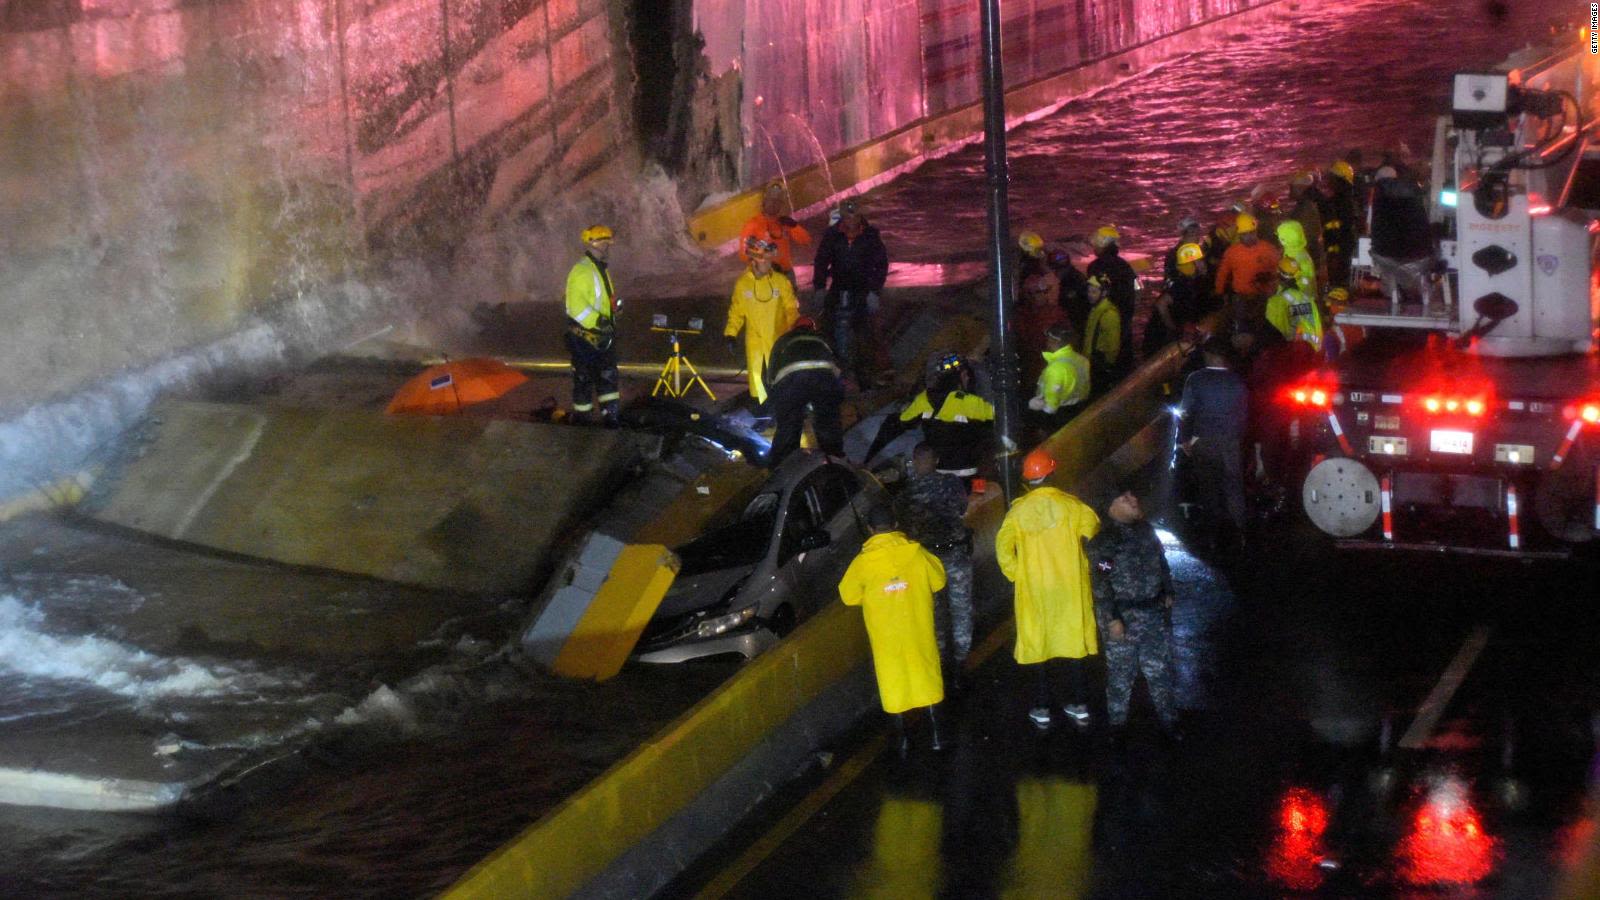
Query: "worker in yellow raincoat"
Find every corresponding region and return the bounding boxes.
[996,446,1101,731]
[725,237,799,406]
[840,505,947,755]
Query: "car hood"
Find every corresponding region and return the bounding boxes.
[654,565,755,618]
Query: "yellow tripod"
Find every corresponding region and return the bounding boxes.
[652,326,716,400]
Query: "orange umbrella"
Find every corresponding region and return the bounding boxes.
[386,357,528,416]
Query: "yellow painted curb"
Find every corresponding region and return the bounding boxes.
[443,595,872,899]
[550,544,681,681]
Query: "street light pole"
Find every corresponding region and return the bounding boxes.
[979,0,1021,503]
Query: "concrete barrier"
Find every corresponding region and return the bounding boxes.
[79,400,650,594]
[442,335,1200,898]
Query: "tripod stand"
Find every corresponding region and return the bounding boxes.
[652,327,716,401]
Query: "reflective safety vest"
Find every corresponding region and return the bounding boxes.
[1083,299,1121,368]
[1265,287,1324,351]
[899,389,995,476]
[564,254,615,329]
[1037,345,1091,411]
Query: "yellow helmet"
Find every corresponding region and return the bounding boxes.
[1176,242,1205,266]
[1018,231,1045,257]
[1329,160,1355,182]
[1328,286,1350,304]
[1235,212,1259,234]
[581,225,614,244]
[1092,225,1120,249]
[1279,257,1300,277]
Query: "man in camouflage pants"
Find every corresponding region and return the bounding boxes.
[894,443,974,669]
[1087,490,1179,736]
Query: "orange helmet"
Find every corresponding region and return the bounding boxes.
[1022,447,1057,481]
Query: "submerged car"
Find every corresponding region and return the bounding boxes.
[635,454,883,663]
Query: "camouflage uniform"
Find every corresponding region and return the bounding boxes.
[894,472,974,663]
[1087,519,1178,729]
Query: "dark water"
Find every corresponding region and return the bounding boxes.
[0,0,1578,896]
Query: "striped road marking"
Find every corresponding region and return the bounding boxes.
[1399,625,1491,750]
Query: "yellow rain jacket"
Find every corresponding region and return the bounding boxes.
[839,531,946,714]
[997,486,1100,663]
[564,254,615,329]
[725,269,799,403]
[1035,345,1091,412]
[1083,298,1121,370]
[1266,286,1325,351]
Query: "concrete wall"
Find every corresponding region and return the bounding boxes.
[693,0,1265,190]
[0,0,633,414]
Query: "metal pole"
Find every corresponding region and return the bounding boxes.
[979,0,1021,503]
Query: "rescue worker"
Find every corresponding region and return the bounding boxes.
[894,442,975,672]
[725,237,800,407]
[764,317,844,467]
[1144,242,1210,355]
[1178,339,1249,553]
[1319,160,1359,291]
[1088,490,1179,738]
[839,504,947,755]
[997,447,1101,730]
[1027,324,1090,425]
[1369,166,1438,308]
[1082,275,1122,395]
[739,183,812,277]
[812,199,890,386]
[1213,213,1281,337]
[1048,246,1091,334]
[1265,258,1324,352]
[1287,170,1326,289]
[1017,271,1067,390]
[1202,213,1236,272]
[564,224,621,425]
[1018,230,1049,284]
[898,353,995,482]
[1085,225,1137,372]
[1163,217,1204,280]
[1275,219,1317,297]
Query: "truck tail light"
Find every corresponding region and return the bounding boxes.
[1421,395,1489,417]
[1287,384,1332,409]
[1561,402,1600,424]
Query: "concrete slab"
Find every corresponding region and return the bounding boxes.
[79,400,650,594]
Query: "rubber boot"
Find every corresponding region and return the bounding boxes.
[893,714,910,758]
[927,706,945,753]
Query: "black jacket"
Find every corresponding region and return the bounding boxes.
[1088,519,1174,622]
[1179,366,1248,443]
[1370,177,1434,261]
[763,328,841,394]
[813,223,889,295]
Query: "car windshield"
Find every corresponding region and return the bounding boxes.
[675,493,779,577]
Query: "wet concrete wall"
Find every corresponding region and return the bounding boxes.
[0,0,633,414]
[688,0,1266,190]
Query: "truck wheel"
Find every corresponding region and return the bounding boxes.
[1302,457,1382,537]
[1534,442,1597,543]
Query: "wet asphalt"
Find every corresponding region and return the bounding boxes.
[674,440,1600,899]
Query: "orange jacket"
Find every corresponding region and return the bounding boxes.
[1214,240,1282,298]
[739,213,811,272]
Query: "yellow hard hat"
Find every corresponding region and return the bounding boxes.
[1018,231,1045,257]
[1176,243,1205,265]
[1236,212,1259,233]
[581,225,613,244]
[1328,286,1350,304]
[1330,160,1355,182]
[1279,257,1300,276]
[1092,225,1120,249]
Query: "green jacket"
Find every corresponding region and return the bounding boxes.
[1275,221,1317,297]
[564,254,615,329]
[1036,345,1090,412]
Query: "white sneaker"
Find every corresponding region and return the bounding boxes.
[1062,704,1091,726]
[1028,707,1053,730]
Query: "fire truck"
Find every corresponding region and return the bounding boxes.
[1280,40,1600,557]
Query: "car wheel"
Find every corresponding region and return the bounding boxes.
[767,603,797,637]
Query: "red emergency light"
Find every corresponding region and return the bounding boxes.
[1285,381,1334,409]
[1397,786,1495,885]
[1563,402,1600,424]
[1419,394,1490,417]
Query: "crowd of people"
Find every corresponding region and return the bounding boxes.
[559,152,1439,745]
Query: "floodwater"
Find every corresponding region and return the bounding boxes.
[0,0,1581,895]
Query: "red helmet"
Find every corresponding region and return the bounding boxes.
[1022,447,1057,481]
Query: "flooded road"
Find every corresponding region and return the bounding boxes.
[0,0,1587,894]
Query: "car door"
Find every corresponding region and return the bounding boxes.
[802,464,870,591]
[764,481,827,619]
